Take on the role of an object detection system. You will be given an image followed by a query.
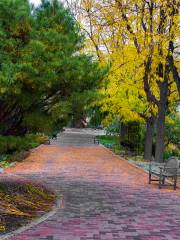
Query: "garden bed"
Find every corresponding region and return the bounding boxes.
[0,133,49,172]
[0,181,56,235]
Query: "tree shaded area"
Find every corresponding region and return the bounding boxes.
[0,0,105,137]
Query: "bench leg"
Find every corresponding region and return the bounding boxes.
[174,175,177,190]
[158,169,164,189]
[162,176,165,185]
[149,172,151,184]
[159,180,162,189]
[159,174,163,189]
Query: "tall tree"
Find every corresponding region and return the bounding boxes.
[75,0,179,162]
[0,0,105,136]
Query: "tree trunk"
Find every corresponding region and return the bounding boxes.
[155,106,166,162]
[144,117,154,161]
[155,69,169,162]
[121,122,128,138]
[119,122,128,144]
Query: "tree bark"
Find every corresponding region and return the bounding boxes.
[155,66,169,162]
[169,41,180,97]
[120,122,128,143]
[155,105,166,162]
[144,117,154,161]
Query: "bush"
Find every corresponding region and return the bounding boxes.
[105,118,120,135]
[0,134,48,155]
[97,135,119,145]
[164,145,180,160]
[120,122,143,153]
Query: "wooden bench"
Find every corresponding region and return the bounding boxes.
[149,157,179,190]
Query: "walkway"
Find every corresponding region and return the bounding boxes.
[1,128,180,240]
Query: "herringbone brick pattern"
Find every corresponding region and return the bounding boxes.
[2,129,180,240]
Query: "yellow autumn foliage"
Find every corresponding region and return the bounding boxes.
[78,0,179,124]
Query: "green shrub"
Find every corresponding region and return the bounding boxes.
[0,134,48,155]
[105,118,121,136]
[164,148,180,160]
[97,135,119,145]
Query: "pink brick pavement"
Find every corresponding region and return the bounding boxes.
[1,129,180,240]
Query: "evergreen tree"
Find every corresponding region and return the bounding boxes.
[0,0,105,136]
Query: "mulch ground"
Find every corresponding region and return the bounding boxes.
[0,180,56,234]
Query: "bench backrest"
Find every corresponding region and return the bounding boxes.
[165,157,179,175]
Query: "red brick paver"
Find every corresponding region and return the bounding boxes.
[1,129,180,240]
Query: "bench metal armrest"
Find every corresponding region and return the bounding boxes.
[160,166,178,172]
[149,162,165,171]
[163,167,178,169]
[150,162,165,166]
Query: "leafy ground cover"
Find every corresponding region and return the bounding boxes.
[97,135,119,145]
[97,135,141,156]
[0,134,48,169]
[0,181,56,235]
[97,133,180,162]
[97,135,119,147]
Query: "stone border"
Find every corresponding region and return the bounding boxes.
[99,144,180,189]
[100,144,148,172]
[0,196,62,240]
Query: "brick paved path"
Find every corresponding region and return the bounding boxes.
[2,128,180,240]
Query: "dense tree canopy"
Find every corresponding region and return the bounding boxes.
[0,0,105,136]
[69,0,180,162]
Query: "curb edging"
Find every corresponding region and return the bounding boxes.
[0,196,62,240]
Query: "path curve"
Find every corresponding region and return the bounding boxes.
[1,128,180,240]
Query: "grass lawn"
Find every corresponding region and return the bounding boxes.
[97,135,121,154]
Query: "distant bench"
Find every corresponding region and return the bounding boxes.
[94,137,99,144]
